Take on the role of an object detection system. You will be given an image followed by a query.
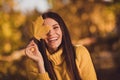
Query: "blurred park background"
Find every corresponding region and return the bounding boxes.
[0,0,120,80]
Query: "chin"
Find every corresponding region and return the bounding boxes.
[51,45,59,50]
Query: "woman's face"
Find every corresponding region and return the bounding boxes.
[44,18,62,51]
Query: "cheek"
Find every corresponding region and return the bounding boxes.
[44,39,48,44]
[58,35,62,45]
[60,34,62,40]
[60,32,62,40]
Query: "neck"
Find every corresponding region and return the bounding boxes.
[47,45,62,54]
[47,47,58,54]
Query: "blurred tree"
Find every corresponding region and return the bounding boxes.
[0,0,120,80]
[0,0,26,55]
[0,1,28,79]
[50,0,117,42]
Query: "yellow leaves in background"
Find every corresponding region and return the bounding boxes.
[0,13,9,25]
[69,5,77,14]
[13,14,26,28]
[89,25,97,34]
[2,13,10,22]
[81,13,89,21]
[2,22,12,38]
[90,5,116,37]
[12,31,22,42]
[4,0,15,8]
[32,16,50,40]
[0,0,2,6]
[0,10,26,54]
[3,42,12,53]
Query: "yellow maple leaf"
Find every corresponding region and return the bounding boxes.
[32,16,50,40]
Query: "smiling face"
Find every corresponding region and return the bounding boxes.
[43,18,62,52]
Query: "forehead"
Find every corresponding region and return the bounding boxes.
[44,18,58,25]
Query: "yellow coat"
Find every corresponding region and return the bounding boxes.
[25,45,97,80]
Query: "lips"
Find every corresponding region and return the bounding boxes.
[47,37,58,43]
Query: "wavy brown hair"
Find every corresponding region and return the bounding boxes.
[37,12,81,80]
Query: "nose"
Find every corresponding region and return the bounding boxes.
[47,29,55,36]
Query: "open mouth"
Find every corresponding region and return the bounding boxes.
[48,37,58,43]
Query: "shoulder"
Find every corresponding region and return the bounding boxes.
[74,44,89,55]
[74,44,90,60]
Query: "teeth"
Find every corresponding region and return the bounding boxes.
[48,38,57,41]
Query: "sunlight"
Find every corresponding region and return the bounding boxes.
[13,0,51,13]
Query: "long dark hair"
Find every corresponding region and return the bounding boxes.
[37,12,81,80]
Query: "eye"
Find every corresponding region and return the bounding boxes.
[53,26,59,29]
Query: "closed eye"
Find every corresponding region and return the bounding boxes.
[53,26,59,29]
[53,24,60,30]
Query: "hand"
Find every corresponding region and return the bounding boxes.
[25,40,46,73]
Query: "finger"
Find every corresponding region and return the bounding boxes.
[25,47,35,58]
[27,40,35,47]
[25,48,30,57]
[29,41,38,50]
[25,46,34,53]
[27,46,36,52]
[26,50,34,59]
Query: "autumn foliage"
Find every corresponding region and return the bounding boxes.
[0,0,120,80]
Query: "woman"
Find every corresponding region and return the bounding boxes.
[25,12,97,80]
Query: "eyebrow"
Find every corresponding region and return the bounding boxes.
[53,24,59,26]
